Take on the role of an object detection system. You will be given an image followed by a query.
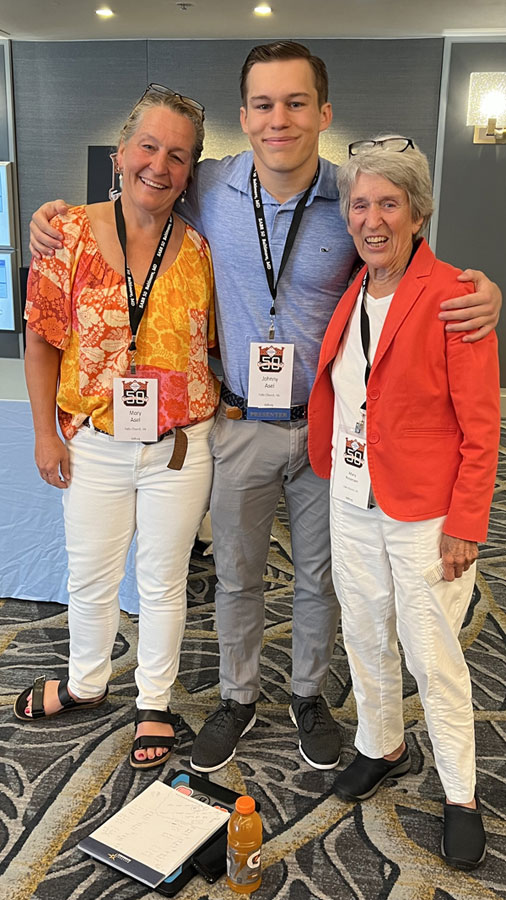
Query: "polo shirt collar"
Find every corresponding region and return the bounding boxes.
[224,150,339,204]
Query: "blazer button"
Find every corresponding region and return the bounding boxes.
[368,388,380,400]
[369,431,379,444]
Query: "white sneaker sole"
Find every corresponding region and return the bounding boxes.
[289,704,340,770]
[190,713,257,773]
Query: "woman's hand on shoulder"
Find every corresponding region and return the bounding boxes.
[30,200,69,259]
[34,434,71,489]
[440,533,478,581]
[438,269,501,343]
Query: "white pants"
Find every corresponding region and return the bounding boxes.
[62,420,213,709]
[330,499,476,803]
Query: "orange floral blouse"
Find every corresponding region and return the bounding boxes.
[25,206,220,439]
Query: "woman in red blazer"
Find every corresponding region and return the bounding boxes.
[308,137,500,871]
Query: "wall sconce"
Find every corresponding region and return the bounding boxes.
[467,72,506,144]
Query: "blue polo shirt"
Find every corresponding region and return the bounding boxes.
[181,151,358,405]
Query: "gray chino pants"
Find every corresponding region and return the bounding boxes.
[209,403,339,704]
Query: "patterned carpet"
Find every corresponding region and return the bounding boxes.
[1,434,506,899]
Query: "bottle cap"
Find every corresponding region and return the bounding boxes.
[235,795,255,815]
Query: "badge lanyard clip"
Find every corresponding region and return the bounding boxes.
[269,308,275,341]
[129,338,137,374]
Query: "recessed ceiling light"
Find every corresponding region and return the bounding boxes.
[254,4,272,15]
[96,7,114,17]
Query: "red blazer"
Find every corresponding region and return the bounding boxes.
[308,239,500,543]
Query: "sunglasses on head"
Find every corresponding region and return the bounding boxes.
[137,83,205,121]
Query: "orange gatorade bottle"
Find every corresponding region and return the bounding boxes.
[226,795,262,893]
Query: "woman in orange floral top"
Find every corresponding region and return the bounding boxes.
[14,86,220,769]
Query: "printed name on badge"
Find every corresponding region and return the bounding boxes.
[247,341,294,420]
[331,427,372,509]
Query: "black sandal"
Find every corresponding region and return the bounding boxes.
[130,707,179,770]
[14,675,108,721]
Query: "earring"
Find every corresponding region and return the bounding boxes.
[111,153,122,175]
[180,189,187,204]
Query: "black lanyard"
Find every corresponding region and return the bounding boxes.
[114,197,173,374]
[360,271,371,393]
[251,165,319,340]
[354,271,371,429]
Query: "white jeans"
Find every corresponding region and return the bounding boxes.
[62,420,213,709]
[330,499,476,804]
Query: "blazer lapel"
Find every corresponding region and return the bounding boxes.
[370,239,435,372]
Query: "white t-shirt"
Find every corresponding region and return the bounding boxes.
[331,285,393,468]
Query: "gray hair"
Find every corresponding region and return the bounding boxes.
[337,137,434,233]
[118,92,204,175]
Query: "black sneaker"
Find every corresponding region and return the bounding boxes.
[190,699,256,772]
[334,747,411,801]
[289,694,342,769]
[441,796,486,870]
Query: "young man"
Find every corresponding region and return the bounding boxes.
[29,42,501,774]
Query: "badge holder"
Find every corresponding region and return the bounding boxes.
[113,376,158,442]
[156,770,260,896]
[331,425,372,509]
[246,341,294,420]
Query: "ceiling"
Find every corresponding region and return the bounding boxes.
[1,0,506,42]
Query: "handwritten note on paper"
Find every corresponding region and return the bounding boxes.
[90,781,230,878]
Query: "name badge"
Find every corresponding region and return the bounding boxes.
[246,341,294,421]
[331,426,371,509]
[113,376,158,442]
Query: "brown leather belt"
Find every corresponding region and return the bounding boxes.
[81,417,188,470]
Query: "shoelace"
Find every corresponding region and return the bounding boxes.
[296,697,328,733]
[204,700,237,728]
